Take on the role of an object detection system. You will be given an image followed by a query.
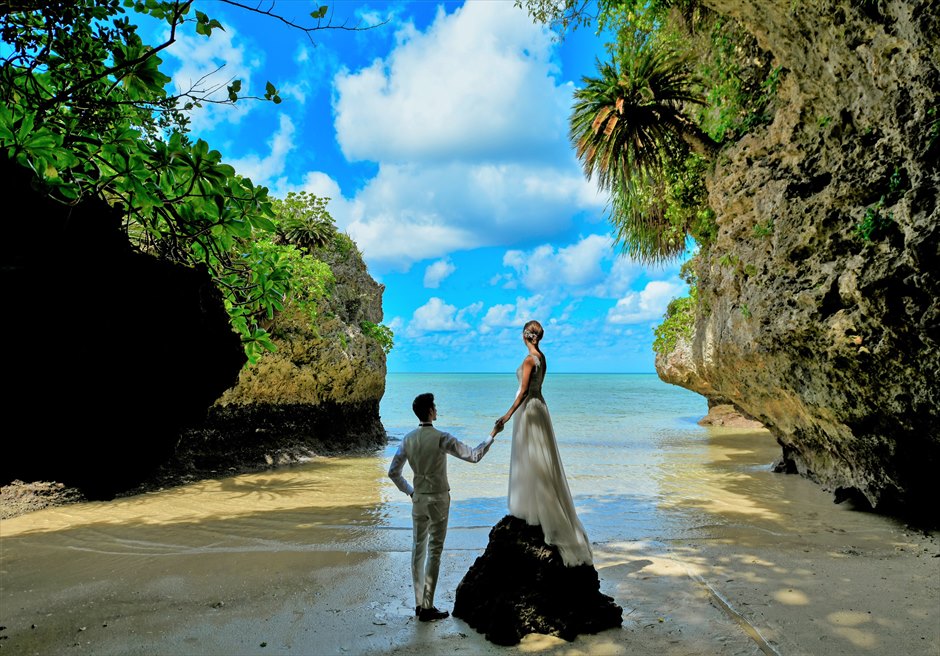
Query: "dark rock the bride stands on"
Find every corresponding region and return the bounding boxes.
[454,515,623,646]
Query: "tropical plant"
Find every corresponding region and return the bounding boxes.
[571,36,717,188]
[518,0,707,37]
[570,32,718,263]
[273,191,337,253]
[361,320,394,355]
[652,259,698,355]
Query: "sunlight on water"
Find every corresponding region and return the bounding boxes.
[3,374,901,563]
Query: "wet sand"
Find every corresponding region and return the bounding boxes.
[2,435,938,656]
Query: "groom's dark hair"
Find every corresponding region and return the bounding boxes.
[413,393,435,422]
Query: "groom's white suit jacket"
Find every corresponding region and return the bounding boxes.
[389,425,494,496]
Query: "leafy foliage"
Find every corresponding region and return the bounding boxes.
[752,218,774,238]
[332,231,361,257]
[361,321,395,355]
[273,191,338,253]
[854,165,907,243]
[695,18,779,142]
[652,261,698,355]
[570,31,717,263]
[0,1,367,363]
[652,291,696,355]
[514,0,597,34]
[539,0,779,265]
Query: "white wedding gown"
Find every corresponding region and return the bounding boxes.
[508,354,593,566]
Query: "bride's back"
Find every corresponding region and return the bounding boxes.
[517,353,545,399]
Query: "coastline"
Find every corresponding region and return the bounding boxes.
[4,378,938,654]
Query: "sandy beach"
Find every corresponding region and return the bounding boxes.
[2,441,938,656]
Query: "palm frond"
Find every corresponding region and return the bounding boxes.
[569,32,716,263]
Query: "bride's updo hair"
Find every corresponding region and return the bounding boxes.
[523,320,544,345]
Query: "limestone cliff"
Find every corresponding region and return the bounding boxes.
[657,1,939,516]
[173,236,388,468]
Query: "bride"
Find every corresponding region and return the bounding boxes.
[495,320,593,567]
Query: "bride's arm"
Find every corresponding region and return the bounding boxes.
[497,357,535,427]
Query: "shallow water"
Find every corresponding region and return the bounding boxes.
[2,374,905,554]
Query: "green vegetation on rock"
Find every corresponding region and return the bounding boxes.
[653,261,697,356]
[361,321,395,355]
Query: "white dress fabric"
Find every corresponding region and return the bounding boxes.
[508,354,593,566]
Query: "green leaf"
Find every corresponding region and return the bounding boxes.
[249,214,277,232]
[16,113,36,142]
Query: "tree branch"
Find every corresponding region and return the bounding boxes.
[37,1,193,113]
[218,0,387,43]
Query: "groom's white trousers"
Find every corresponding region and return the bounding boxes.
[411,491,450,609]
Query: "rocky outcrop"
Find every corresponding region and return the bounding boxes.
[698,401,768,429]
[656,337,767,428]
[172,237,388,470]
[0,156,246,498]
[658,1,939,518]
[453,516,623,646]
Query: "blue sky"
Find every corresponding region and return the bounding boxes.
[148,1,691,372]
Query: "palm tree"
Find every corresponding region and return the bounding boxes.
[280,215,335,252]
[570,33,718,263]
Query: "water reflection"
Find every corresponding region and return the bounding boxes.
[3,421,902,562]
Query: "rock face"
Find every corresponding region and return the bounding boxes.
[658,1,939,518]
[656,337,766,428]
[1,156,246,498]
[453,515,623,646]
[698,401,768,429]
[172,237,388,471]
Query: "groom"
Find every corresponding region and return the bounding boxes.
[388,392,502,622]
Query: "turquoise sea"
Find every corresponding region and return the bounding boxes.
[377,372,781,546]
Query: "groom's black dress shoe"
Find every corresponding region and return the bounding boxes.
[417,606,449,622]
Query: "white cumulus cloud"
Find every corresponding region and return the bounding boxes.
[324,1,604,269]
[607,280,687,325]
[408,298,483,335]
[226,113,296,184]
[334,2,567,163]
[424,259,456,288]
[161,21,261,134]
[504,234,614,292]
[480,294,555,333]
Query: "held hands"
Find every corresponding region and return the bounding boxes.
[490,415,508,437]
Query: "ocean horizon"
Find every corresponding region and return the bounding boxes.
[376,372,778,545]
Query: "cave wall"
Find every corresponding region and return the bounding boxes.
[658,0,939,516]
[0,156,246,498]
